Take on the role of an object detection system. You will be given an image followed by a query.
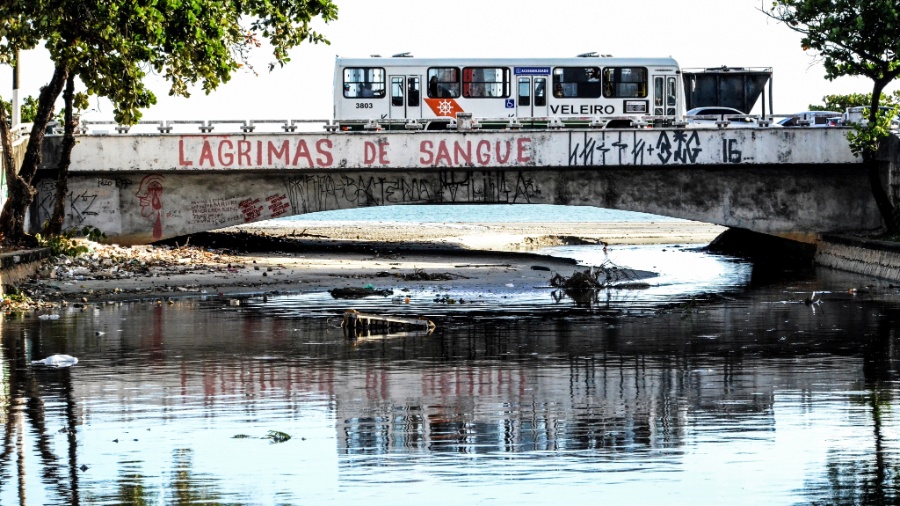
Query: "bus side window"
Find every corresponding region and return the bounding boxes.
[666,76,677,115]
[427,67,460,98]
[407,77,420,107]
[654,77,664,115]
[535,78,546,107]
[602,67,648,98]
[552,67,601,99]
[391,77,404,107]
[344,67,386,99]
[463,67,511,98]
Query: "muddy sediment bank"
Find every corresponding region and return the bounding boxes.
[9,220,900,311]
[13,221,726,306]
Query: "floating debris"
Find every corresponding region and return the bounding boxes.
[32,354,79,368]
[400,268,459,281]
[266,430,292,443]
[330,287,393,299]
[232,431,291,443]
[549,261,649,307]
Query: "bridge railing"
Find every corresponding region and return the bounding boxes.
[68,112,854,136]
[78,119,335,135]
[10,123,33,144]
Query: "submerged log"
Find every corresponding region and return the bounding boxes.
[342,309,436,336]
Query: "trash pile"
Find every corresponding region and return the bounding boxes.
[4,241,249,311]
[39,242,244,282]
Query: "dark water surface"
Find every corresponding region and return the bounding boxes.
[3,244,900,505]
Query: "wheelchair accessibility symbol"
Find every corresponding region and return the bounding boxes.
[505,99,514,108]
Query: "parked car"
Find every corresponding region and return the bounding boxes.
[685,107,776,128]
[777,111,842,127]
[843,106,900,130]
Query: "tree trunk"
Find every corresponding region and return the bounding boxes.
[0,65,69,244]
[45,74,77,236]
[865,80,898,234]
[0,98,15,217]
[0,96,36,246]
[864,152,897,235]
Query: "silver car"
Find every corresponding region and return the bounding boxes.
[685,107,776,128]
[777,111,842,127]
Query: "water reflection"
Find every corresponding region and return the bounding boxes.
[2,250,900,503]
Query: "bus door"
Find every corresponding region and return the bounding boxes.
[516,76,548,121]
[653,75,679,122]
[390,75,422,122]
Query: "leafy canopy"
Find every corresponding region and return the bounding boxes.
[767,1,900,156]
[767,0,900,87]
[0,0,338,124]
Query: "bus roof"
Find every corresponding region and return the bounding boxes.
[335,56,680,69]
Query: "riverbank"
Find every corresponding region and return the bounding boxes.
[11,220,726,308]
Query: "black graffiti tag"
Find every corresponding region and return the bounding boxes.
[656,131,702,164]
[568,133,610,166]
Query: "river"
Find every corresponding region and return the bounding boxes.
[2,207,900,505]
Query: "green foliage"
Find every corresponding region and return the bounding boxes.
[809,91,900,112]
[4,292,31,303]
[35,225,105,256]
[0,0,338,125]
[767,1,900,86]
[847,110,896,156]
[768,1,900,146]
[0,94,44,123]
[19,95,39,123]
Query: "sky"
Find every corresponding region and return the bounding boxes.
[2,0,897,123]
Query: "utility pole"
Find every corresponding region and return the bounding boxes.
[11,49,20,128]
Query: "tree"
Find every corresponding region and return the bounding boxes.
[2,94,66,124]
[766,1,900,234]
[0,0,338,245]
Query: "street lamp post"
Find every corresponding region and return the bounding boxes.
[11,49,19,128]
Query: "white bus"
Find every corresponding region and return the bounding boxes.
[333,54,684,130]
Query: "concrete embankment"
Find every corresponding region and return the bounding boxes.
[692,228,900,283]
[0,248,52,296]
[816,235,900,283]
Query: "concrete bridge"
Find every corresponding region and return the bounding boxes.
[27,123,890,245]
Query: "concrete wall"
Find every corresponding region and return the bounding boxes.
[31,164,881,245]
[36,128,875,245]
